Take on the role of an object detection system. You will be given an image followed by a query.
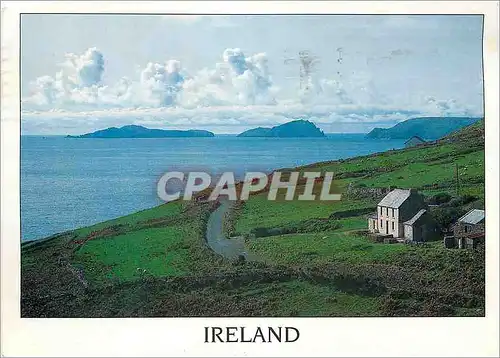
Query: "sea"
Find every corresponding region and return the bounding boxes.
[21,134,405,241]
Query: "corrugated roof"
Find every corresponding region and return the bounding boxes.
[378,189,412,208]
[403,209,427,225]
[458,209,485,225]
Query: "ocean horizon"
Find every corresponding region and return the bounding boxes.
[20,132,375,137]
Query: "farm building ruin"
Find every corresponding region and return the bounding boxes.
[446,209,485,249]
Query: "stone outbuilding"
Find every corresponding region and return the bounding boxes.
[453,209,485,249]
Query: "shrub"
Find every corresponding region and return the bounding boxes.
[329,207,376,219]
[427,192,452,205]
[446,194,477,208]
[352,230,369,237]
[470,198,485,210]
[462,194,478,204]
[431,207,467,228]
[368,234,384,243]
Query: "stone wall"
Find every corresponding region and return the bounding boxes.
[454,222,485,238]
[344,184,393,201]
[453,222,485,249]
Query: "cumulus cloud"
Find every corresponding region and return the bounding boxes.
[23,47,277,110]
[178,48,276,107]
[26,47,106,108]
[22,46,482,133]
[61,47,105,87]
[138,60,185,106]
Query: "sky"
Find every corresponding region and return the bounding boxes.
[21,14,484,134]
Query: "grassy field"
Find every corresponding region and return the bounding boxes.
[73,226,192,283]
[21,120,485,317]
[234,280,382,316]
[234,193,373,235]
[248,232,408,267]
[69,200,211,284]
[73,200,184,238]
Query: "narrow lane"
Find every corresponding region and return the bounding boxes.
[205,199,249,260]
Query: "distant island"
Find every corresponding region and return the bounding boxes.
[66,125,215,138]
[366,117,482,140]
[237,120,326,138]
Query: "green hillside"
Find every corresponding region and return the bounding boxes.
[366,116,482,140]
[21,120,485,317]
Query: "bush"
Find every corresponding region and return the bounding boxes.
[427,192,452,205]
[329,207,376,219]
[470,198,485,210]
[431,207,467,228]
[446,194,477,208]
[368,234,384,243]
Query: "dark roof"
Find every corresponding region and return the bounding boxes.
[378,189,413,208]
[403,209,427,225]
[404,135,426,144]
[458,209,485,225]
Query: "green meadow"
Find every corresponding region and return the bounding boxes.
[248,232,408,267]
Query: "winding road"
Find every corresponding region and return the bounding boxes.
[205,199,253,260]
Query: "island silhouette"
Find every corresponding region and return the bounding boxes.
[66,125,215,138]
[237,119,326,138]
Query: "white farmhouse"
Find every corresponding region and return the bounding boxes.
[368,188,436,241]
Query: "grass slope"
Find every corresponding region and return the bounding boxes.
[21,120,485,317]
[365,117,481,140]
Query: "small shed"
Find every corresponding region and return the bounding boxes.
[404,135,426,148]
[403,209,439,242]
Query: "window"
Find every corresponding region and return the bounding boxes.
[392,208,395,217]
[392,222,395,230]
[386,207,389,215]
[379,207,382,215]
[380,220,383,228]
[465,225,469,233]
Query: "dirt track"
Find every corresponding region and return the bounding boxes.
[205,199,249,260]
